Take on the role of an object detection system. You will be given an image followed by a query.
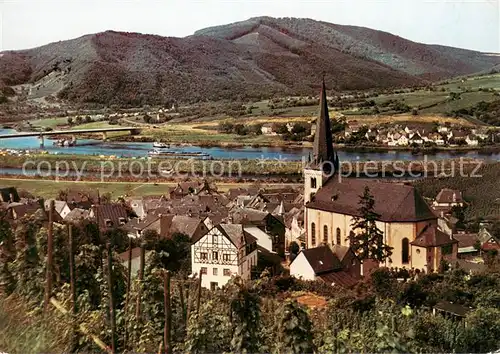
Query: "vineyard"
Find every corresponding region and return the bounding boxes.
[413,162,500,220]
[1,211,500,353]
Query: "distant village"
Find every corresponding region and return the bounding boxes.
[261,119,498,148]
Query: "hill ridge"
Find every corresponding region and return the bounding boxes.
[0,16,498,105]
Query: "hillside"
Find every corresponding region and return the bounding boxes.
[0,16,497,105]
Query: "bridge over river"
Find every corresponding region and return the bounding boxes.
[0,127,141,146]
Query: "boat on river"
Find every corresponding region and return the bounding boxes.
[153,141,170,148]
[53,138,76,147]
[148,149,211,160]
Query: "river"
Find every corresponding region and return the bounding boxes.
[1,129,499,161]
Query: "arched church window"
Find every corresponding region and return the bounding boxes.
[311,223,316,246]
[402,238,409,264]
[323,225,328,244]
[336,228,341,245]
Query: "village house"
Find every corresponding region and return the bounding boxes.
[428,133,445,145]
[433,188,464,209]
[230,207,285,255]
[303,79,457,273]
[409,132,424,145]
[465,135,479,146]
[290,244,361,287]
[64,208,89,224]
[261,123,277,136]
[44,199,72,219]
[89,203,129,231]
[5,201,41,221]
[191,224,258,290]
[126,214,209,240]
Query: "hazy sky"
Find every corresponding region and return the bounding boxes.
[1,0,499,52]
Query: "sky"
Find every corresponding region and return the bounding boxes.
[1,0,499,52]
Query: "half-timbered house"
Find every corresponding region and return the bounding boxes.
[191,224,258,290]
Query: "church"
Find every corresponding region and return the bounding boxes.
[302,80,458,273]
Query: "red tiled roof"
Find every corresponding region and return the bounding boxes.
[92,203,129,230]
[307,178,436,222]
[453,233,478,248]
[435,188,463,204]
[318,270,358,288]
[411,225,458,247]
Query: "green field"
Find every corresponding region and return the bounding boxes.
[31,117,69,129]
[439,74,500,91]
[421,91,499,114]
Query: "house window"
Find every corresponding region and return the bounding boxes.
[213,268,218,276]
[223,269,231,276]
[212,251,219,261]
[311,223,316,246]
[310,177,317,189]
[402,238,409,264]
[200,267,207,275]
[336,228,341,245]
[105,219,113,227]
[223,253,230,262]
[210,282,218,291]
[118,217,126,225]
[212,234,218,244]
[323,225,328,244]
[200,252,208,260]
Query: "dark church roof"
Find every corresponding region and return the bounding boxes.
[309,79,339,173]
[306,178,437,222]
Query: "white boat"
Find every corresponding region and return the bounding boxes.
[153,141,169,148]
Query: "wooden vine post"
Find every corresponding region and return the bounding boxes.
[44,200,54,311]
[106,242,117,353]
[124,237,133,346]
[68,224,78,350]
[135,243,146,320]
[163,270,171,354]
[196,272,203,313]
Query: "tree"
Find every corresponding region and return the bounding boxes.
[234,124,247,136]
[67,117,73,125]
[349,186,393,263]
[143,114,151,124]
[75,116,83,125]
[276,299,314,354]
[272,123,288,135]
[451,205,466,229]
[218,121,234,134]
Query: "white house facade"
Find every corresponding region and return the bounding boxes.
[191,224,258,290]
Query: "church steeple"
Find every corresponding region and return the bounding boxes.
[303,79,339,205]
[311,78,338,173]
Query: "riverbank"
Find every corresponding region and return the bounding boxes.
[7,119,500,152]
[0,153,492,181]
